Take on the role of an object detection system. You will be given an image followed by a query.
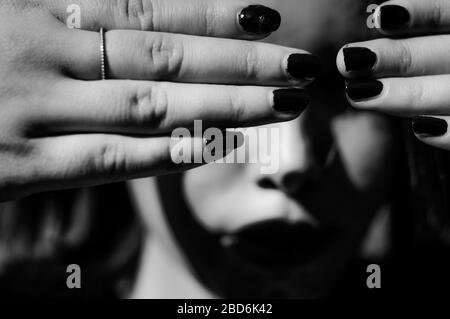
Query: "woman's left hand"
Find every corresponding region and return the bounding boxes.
[337,0,450,150]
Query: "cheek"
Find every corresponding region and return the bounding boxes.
[332,112,396,191]
[183,163,244,230]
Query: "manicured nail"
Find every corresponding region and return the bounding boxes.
[346,80,383,100]
[273,89,310,114]
[412,117,448,137]
[287,54,321,79]
[379,5,410,30]
[239,5,281,34]
[343,47,377,72]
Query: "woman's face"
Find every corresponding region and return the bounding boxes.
[180,95,397,297]
[185,109,396,234]
[145,0,399,297]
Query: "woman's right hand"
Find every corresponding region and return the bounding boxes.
[0,0,320,202]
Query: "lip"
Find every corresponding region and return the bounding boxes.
[220,219,338,271]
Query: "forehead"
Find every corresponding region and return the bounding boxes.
[263,0,365,51]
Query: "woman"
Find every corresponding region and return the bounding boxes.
[1,0,449,298]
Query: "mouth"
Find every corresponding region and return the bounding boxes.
[220,219,338,271]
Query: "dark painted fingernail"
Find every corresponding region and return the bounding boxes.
[343,47,377,72]
[346,80,383,100]
[379,5,410,30]
[239,5,281,35]
[287,54,321,79]
[412,117,448,137]
[273,89,310,114]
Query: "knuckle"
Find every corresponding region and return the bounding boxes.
[408,81,426,112]
[144,33,184,80]
[394,40,413,75]
[228,88,248,123]
[116,0,153,30]
[428,0,445,28]
[127,84,169,130]
[95,139,127,175]
[179,1,215,36]
[203,4,217,36]
[242,47,261,80]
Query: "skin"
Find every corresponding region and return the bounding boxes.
[337,0,450,150]
[130,0,399,298]
[0,0,314,202]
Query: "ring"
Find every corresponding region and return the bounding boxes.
[99,27,107,80]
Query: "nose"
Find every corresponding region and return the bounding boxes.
[256,118,320,195]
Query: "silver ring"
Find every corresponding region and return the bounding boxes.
[99,27,107,80]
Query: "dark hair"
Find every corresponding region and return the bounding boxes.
[392,122,450,250]
[0,183,143,298]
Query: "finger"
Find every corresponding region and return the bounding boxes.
[65,29,320,83]
[14,132,241,199]
[44,0,281,39]
[374,0,450,35]
[344,75,450,116]
[337,35,450,78]
[412,116,450,150]
[37,79,309,135]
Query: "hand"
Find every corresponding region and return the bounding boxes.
[336,0,450,150]
[0,0,320,202]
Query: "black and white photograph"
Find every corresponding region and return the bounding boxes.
[0,0,450,306]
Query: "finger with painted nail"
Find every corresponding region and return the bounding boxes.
[344,76,450,117]
[412,116,450,150]
[373,0,450,36]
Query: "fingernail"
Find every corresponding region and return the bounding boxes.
[412,117,448,137]
[379,5,410,30]
[273,89,310,114]
[239,5,281,35]
[287,54,321,79]
[346,80,383,100]
[343,47,377,72]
